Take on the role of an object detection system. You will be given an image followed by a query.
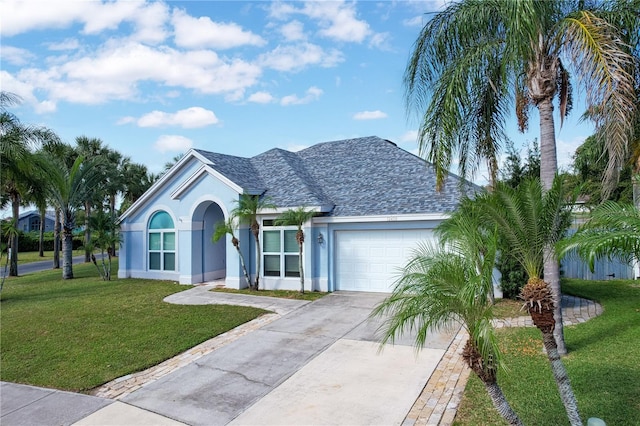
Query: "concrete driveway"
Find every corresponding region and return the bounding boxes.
[2,290,455,426]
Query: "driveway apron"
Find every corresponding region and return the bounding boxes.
[122,292,454,425]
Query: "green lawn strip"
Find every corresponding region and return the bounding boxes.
[454,279,640,425]
[491,298,525,319]
[212,287,327,301]
[0,262,267,392]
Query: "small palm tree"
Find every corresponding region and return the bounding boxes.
[212,216,251,288]
[38,155,102,279]
[476,178,581,425]
[373,241,522,426]
[231,194,276,290]
[275,207,316,293]
[87,210,120,281]
[559,201,640,272]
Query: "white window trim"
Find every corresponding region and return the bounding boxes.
[262,222,300,279]
[148,228,177,271]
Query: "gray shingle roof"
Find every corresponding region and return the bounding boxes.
[197,136,479,217]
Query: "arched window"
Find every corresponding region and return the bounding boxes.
[148,211,175,271]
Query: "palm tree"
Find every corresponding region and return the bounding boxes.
[1,91,60,276]
[212,216,251,288]
[475,178,581,425]
[559,201,640,273]
[231,194,276,290]
[38,155,102,279]
[87,209,120,281]
[405,0,637,355]
[373,238,522,425]
[275,207,316,293]
[120,162,155,213]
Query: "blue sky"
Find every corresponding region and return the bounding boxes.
[3,0,593,184]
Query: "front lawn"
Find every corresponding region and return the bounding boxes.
[454,279,640,425]
[0,261,267,392]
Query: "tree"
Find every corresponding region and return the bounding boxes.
[474,178,581,425]
[405,0,637,354]
[0,219,18,291]
[1,91,60,276]
[120,162,156,213]
[372,239,522,425]
[38,155,102,279]
[86,209,120,281]
[559,201,640,272]
[231,194,275,290]
[212,216,251,288]
[275,207,316,293]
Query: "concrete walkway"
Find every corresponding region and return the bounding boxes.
[1,287,602,426]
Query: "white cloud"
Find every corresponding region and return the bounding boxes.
[117,116,136,125]
[368,32,392,50]
[172,9,265,49]
[248,91,275,104]
[403,15,425,27]
[13,41,262,105]
[280,20,306,41]
[270,1,371,43]
[0,70,56,113]
[353,110,388,120]
[154,135,193,153]
[259,43,343,72]
[46,38,80,51]
[137,107,219,128]
[286,144,309,152]
[1,46,35,66]
[556,135,586,171]
[400,130,419,143]
[1,1,169,43]
[281,86,323,106]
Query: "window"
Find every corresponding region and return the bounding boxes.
[263,221,300,278]
[148,211,175,271]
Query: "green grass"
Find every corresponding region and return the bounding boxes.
[212,287,327,301]
[454,279,640,425]
[0,261,268,392]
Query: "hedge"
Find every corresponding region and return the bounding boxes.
[16,232,84,252]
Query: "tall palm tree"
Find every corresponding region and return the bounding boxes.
[120,161,155,213]
[373,238,522,425]
[405,0,637,354]
[559,201,640,272]
[75,136,108,263]
[1,91,60,276]
[475,178,581,425]
[275,207,316,293]
[231,194,275,290]
[212,216,251,288]
[38,155,102,279]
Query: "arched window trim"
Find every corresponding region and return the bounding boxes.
[148,210,176,271]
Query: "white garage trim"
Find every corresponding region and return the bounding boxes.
[334,229,436,293]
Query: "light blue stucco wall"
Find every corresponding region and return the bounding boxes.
[119,157,240,285]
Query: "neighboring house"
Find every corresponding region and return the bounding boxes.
[118,136,479,292]
[18,210,55,233]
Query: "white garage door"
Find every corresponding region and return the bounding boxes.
[335,229,436,292]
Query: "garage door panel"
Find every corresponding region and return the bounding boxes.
[335,229,435,292]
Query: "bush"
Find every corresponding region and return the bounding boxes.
[17,231,83,252]
[497,253,528,299]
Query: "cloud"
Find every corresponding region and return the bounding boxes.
[400,130,418,143]
[280,20,306,41]
[286,144,309,152]
[281,86,323,106]
[368,32,392,51]
[259,42,343,72]
[172,9,265,49]
[270,1,371,43]
[248,91,275,104]
[353,110,388,120]
[1,46,36,66]
[13,41,262,105]
[46,38,81,51]
[136,107,219,128]
[403,15,425,27]
[556,135,586,171]
[1,1,169,43]
[154,135,193,153]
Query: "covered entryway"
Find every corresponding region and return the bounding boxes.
[191,201,226,283]
[335,229,436,292]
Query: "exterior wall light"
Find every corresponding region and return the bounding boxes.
[317,232,324,244]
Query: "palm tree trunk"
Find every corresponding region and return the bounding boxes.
[62,223,74,279]
[9,194,19,277]
[38,207,45,257]
[483,381,524,426]
[235,246,251,288]
[84,201,91,263]
[253,230,261,291]
[542,332,583,426]
[110,194,117,256]
[53,208,60,269]
[298,240,305,293]
[538,96,567,355]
